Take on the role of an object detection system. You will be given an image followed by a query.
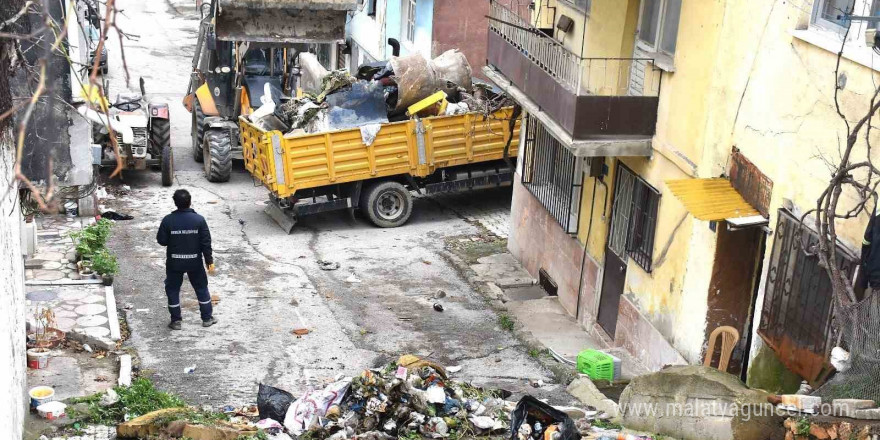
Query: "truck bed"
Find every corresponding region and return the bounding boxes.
[241,108,520,199]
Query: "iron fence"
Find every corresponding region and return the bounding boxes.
[522,116,583,234]
[608,164,660,272]
[758,209,859,381]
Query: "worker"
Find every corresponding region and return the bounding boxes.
[156,189,217,330]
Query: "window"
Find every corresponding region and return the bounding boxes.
[522,117,584,234]
[812,0,880,32]
[637,0,681,55]
[608,163,660,272]
[403,0,417,42]
[560,0,592,14]
[365,0,377,16]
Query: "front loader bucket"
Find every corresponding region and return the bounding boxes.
[265,199,297,234]
[215,0,357,44]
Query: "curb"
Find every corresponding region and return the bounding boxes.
[26,279,103,286]
[105,285,121,341]
[439,248,580,386]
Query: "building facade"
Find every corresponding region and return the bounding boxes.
[487,0,880,388]
[346,0,527,76]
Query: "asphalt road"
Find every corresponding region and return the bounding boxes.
[101,0,562,408]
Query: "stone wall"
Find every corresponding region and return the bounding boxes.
[0,126,26,439]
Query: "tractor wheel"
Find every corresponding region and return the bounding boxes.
[203,128,232,183]
[361,181,413,228]
[151,117,170,151]
[192,98,205,163]
[161,144,174,187]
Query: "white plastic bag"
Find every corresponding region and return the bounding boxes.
[283,378,352,435]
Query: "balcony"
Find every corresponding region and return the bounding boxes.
[484,1,661,157]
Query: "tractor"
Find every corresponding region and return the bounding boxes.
[184,0,355,182]
[79,79,173,186]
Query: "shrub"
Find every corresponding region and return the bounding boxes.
[90,249,118,276]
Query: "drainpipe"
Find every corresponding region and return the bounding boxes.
[388,38,400,57]
[575,175,599,321]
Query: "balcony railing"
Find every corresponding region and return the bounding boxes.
[486,1,661,142]
[488,1,582,93]
[488,1,661,97]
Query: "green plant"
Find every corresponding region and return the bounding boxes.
[592,419,623,430]
[528,348,543,358]
[70,219,113,260]
[795,417,811,436]
[69,378,185,425]
[90,249,119,276]
[498,314,515,331]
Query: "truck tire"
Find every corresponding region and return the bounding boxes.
[203,128,232,182]
[192,99,205,163]
[161,144,174,186]
[362,181,413,228]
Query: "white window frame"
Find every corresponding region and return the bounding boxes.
[403,0,417,43]
[635,0,681,69]
[560,0,592,15]
[811,0,877,41]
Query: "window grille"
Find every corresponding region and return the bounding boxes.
[521,116,583,234]
[608,163,660,272]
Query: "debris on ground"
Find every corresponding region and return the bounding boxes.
[318,260,341,271]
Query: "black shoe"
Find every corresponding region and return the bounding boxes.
[202,317,218,328]
[168,321,182,330]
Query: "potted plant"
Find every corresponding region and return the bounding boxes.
[91,248,118,286]
[69,219,113,262]
[27,308,63,369]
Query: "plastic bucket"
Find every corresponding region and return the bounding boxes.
[27,348,50,369]
[28,386,55,408]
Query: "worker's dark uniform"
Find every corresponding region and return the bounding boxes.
[862,215,880,290]
[156,208,213,322]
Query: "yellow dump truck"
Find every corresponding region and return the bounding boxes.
[241,108,520,232]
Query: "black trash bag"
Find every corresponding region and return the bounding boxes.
[509,395,580,440]
[101,211,134,221]
[257,383,294,422]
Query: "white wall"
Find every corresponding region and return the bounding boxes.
[0,125,26,439]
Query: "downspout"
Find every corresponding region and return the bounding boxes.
[575,175,599,320]
[388,38,400,57]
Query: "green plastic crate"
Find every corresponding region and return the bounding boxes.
[577,349,615,381]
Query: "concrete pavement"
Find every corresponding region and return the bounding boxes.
[102,0,567,408]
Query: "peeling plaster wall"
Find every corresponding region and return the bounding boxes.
[0,125,26,439]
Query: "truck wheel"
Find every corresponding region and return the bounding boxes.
[161,144,174,186]
[192,99,205,163]
[203,128,232,182]
[362,181,413,228]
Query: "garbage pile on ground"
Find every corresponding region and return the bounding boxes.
[249,50,513,138]
[249,354,637,440]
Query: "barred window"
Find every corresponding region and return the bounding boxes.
[522,116,584,234]
[609,164,660,272]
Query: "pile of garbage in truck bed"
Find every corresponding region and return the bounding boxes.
[248,50,514,139]
[250,354,647,440]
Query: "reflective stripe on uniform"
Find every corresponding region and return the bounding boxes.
[198,300,212,305]
[171,254,199,259]
[168,303,181,308]
[865,239,872,246]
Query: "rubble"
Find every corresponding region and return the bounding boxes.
[251,50,506,141]
[245,354,617,440]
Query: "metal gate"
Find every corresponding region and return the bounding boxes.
[757,209,858,382]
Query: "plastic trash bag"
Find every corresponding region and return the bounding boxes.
[284,378,352,435]
[257,383,294,422]
[509,395,580,440]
